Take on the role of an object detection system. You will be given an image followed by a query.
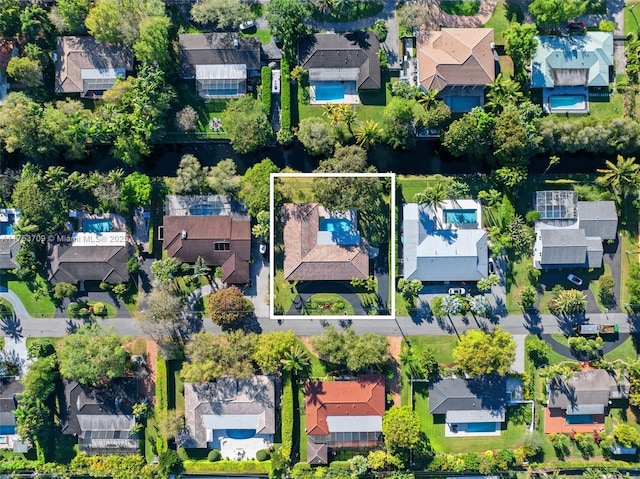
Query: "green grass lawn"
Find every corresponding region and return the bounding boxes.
[621,227,639,309]
[6,272,57,318]
[311,1,383,22]
[557,93,623,123]
[589,263,613,312]
[240,29,272,45]
[274,269,298,315]
[483,2,524,45]
[304,293,355,315]
[298,388,308,462]
[625,1,640,36]
[603,336,638,362]
[505,256,531,313]
[440,0,480,15]
[414,383,527,453]
[395,291,413,316]
[172,83,230,139]
[525,334,573,366]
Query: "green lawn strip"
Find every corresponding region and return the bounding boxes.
[240,29,272,44]
[625,1,640,36]
[0,298,13,318]
[498,55,514,78]
[603,336,638,362]
[298,388,308,462]
[440,0,480,15]
[621,228,638,309]
[184,460,270,474]
[395,292,412,316]
[6,273,57,318]
[407,335,457,364]
[171,361,185,414]
[304,293,355,315]
[145,413,157,463]
[311,1,383,22]
[298,340,327,378]
[414,383,526,453]
[505,256,530,313]
[589,262,612,312]
[274,269,298,315]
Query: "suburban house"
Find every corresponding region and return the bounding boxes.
[183,376,275,460]
[54,36,134,98]
[531,32,613,114]
[0,209,21,270]
[532,190,618,269]
[429,376,508,436]
[298,32,381,104]
[545,369,629,433]
[178,33,261,99]
[305,375,385,464]
[0,377,28,452]
[61,378,140,455]
[416,28,496,112]
[282,203,372,281]
[402,200,488,282]
[161,195,251,284]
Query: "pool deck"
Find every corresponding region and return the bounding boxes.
[310,82,360,105]
[210,433,272,460]
[444,422,502,437]
[78,212,127,233]
[543,87,589,114]
[544,408,605,434]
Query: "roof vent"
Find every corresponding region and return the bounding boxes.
[233,38,239,48]
[182,230,188,239]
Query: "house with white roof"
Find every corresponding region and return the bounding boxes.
[402,200,488,282]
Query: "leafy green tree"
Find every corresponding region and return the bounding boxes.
[222,96,273,154]
[253,331,298,374]
[206,158,240,195]
[138,285,186,341]
[174,154,206,195]
[382,97,416,149]
[495,166,528,189]
[382,406,421,452]
[181,330,257,382]
[526,336,551,366]
[613,424,640,448]
[252,210,270,242]
[367,450,403,471]
[297,117,337,157]
[442,107,495,163]
[121,172,152,206]
[239,158,280,217]
[158,449,184,476]
[519,285,538,310]
[453,327,516,376]
[133,16,171,69]
[441,295,463,316]
[20,5,54,49]
[310,327,389,372]
[85,0,163,45]
[53,282,78,300]
[207,286,254,329]
[529,0,587,26]
[417,347,439,378]
[0,0,20,37]
[355,119,383,149]
[49,0,90,34]
[477,274,500,293]
[58,323,130,386]
[492,106,541,166]
[398,278,423,303]
[190,0,251,29]
[598,273,615,305]
[505,24,538,85]
[309,325,348,364]
[485,73,522,113]
[597,155,640,207]
[150,258,182,283]
[266,0,312,60]
[468,295,490,317]
[6,57,43,87]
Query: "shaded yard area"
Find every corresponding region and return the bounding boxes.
[483,2,523,45]
[441,0,481,16]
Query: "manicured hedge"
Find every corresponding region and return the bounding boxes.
[280,58,291,133]
[156,354,167,412]
[184,459,271,474]
[261,66,272,114]
[280,371,294,460]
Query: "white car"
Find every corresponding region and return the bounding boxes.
[567,274,583,286]
[448,287,466,296]
[239,20,256,32]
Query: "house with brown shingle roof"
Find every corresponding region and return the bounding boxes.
[54,36,133,98]
[282,203,370,281]
[161,195,251,284]
[305,375,385,464]
[417,28,496,112]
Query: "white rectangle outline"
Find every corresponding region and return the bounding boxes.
[269,172,396,320]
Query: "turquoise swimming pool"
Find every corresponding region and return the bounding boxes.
[226,429,255,439]
[466,422,496,433]
[443,209,477,224]
[565,414,593,424]
[549,95,587,111]
[83,219,112,233]
[319,218,353,232]
[316,85,345,102]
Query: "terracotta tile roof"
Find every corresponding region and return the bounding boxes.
[417,28,495,90]
[163,216,251,284]
[305,375,385,436]
[282,203,369,281]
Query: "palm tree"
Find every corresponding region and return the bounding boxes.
[281,345,311,382]
[485,73,523,113]
[543,155,560,175]
[322,104,341,127]
[597,155,640,206]
[355,119,383,149]
[416,88,439,110]
[337,104,357,135]
[414,181,448,211]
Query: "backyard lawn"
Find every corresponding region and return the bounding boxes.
[625,1,640,36]
[483,2,523,45]
[440,1,480,16]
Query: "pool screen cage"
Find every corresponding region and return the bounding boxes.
[197,78,245,98]
[535,190,577,220]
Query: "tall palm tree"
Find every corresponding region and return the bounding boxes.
[596,155,640,206]
[281,345,311,382]
[355,119,383,149]
[485,73,523,113]
[322,104,341,127]
[337,104,357,135]
[414,181,448,211]
[416,88,439,110]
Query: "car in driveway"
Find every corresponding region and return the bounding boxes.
[239,20,256,32]
[259,241,267,258]
[448,287,466,296]
[488,258,495,274]
[568,21,586,30]
[567,274,583,286]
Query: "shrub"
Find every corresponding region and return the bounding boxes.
[175,105,199,131]
[280,58,291,137]
[256,449,270,461]
[280,372,294,460]
[91,302,107,316]
[183,459,270,474]
[373,19,388,41]
[177,447,188,460]
[53,282,78,300]
[126,256,140,274]
[378,49,388,68]
[599,19,616,31]
[261,66,272,114]
[112,283,128,297]
[208,449,221,462]
[67,302,80,318]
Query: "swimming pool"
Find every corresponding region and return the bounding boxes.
[83,219,112,233]
[465,422,496,433]
[443,209,477,224]
[565,414,593,424]
[0,223,13,235]
[549,95,587,111]
[319,218,353,233]
[315,85,345,102]
[226,429,255,439]
[447,95,482,112]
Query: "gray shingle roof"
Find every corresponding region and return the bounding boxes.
[0,377,22,427]
[539,229,587,265]
[577,201,618,240]
[0,238,20,270]
[548,369,629,412]
[428,377,507,416]
[47,241,130,285]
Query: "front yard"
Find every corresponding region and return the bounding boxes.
[5,272,57,318]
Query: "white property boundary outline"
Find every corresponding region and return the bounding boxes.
[269,172,396,320]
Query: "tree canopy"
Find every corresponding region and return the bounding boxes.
[452,327,515,376]
[505,24,538,85]
[266,0,312,59]
[529,0,587,25]
[207,286,254,329]
[297,117,337,157]
[239,158,280,217]
[57,323,131,386]
[190,0,251,29]
[253,330,299,374]
[310,326,390,372]
[222,96,273,154]
[121,172,152,206]
[382,406,422,452]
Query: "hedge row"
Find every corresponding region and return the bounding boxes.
[280,58,291,133]
[280,371,294,460]
[184,459,271,474]
[262,66,272,114]
[155,354,168,451]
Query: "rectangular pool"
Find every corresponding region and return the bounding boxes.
[443,209,477,224]
[549,95,587,112]
[315,85,345,102]
[565,414,593,424]
[447,95,482,112]
[465,422,496,433]
[319,218,353,233]
[83,219,112,233]
[0,223,13,235]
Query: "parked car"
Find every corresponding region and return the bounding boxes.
[239,20,256,32]
[448,287,466,296]
[259,241,268,257]
[488,258,495,274]
[567,274,583,286]
[568,21,586,30]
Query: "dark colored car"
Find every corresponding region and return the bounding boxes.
[568,21,586,30]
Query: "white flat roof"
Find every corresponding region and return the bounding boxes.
[196,64,247,80]
[326,415,382,433]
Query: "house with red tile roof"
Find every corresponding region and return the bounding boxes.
[417,28,496,112]
[282,203,370,281]
[305,375,385,464]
